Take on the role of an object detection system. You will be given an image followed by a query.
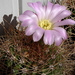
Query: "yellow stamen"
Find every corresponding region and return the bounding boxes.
[39,20,53,30]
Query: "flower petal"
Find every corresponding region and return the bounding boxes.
[27,2,44,20]
[45,2,54,19]
[36,2,45,19]
[53,30,62,46]
[23,10,38,22]
[19,11,38,27]
[54,19,75,26]
[21,19,35,27]
[33,28,44,42]
[49,5,67,21]
[52,10,71,23]
[19,15,31,22]
[25,25,38,36]
[49,4,60,20]
[53,27,67,39]
[43,30,54,45]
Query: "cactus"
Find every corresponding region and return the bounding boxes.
[0,14,65,75]
[0,0,75,75]
[0,30,65,75]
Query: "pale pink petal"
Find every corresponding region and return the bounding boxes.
[49,4,60,20]
[27,2,44,20]
[19,11,38,27]
[53,30,63,46]
[23,10,38,22]
[43,30,54,45]
[53,27,67,39]
[21,21,28,27]
[19,15,31,22]
[44,5,46,11]
[52,10,71,23]
[33,28,44,42]
[21,19,36,27]
[49,5,67,21]
[27,2,41,20]
[36,2,45,19]
[55,36,62,46]
[25,25,38,36]
[54,19,75,26]
[45,2,54,19]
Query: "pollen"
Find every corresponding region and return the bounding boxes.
[39,20,53,30]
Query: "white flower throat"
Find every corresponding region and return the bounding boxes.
[39,20,53,30]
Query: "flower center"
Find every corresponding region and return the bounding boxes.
[39,20,53,30]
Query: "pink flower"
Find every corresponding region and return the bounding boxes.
[19,1,75,46]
